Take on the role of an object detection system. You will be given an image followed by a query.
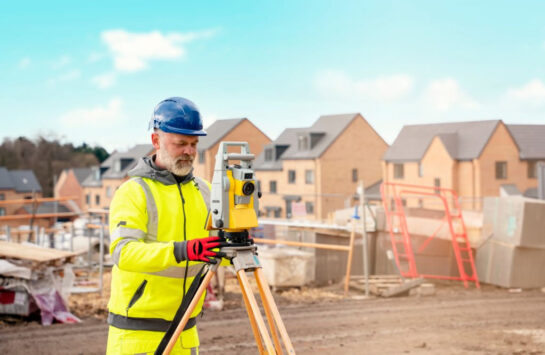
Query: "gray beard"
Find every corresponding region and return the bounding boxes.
[158,148,193,176]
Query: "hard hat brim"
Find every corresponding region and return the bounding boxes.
[159,123,207,136]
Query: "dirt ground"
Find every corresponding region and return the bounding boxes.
[1,272,544,355]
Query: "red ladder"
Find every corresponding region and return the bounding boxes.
[380,182,480,288]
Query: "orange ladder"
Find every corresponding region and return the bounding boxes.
[380,182,479,288]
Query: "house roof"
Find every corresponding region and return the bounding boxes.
[72,168,94,184]
[254,128,307,170]
[23,201,72,214]
[101,144,154,179]
[281,113,360,160]
[0,167,14,190]
[197,118,246,151]
[5,169,42,193]
[254,113,361,170]
[383,120,501,162]
[506,124,545,159]
[81,168,101,187]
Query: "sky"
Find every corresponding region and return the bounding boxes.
[1,1,545,152]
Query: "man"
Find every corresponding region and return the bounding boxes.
[106,97,225,354]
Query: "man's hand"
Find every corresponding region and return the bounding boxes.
[174,236,228,264]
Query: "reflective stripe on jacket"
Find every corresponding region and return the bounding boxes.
[107,156,211,342]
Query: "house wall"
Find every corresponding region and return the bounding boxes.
[477,122,537,203]
[278,159,318,219]
[55,170,85,210]
[319,115,388,219]
[194,120,271,182]
[102,178,126,209]
[83,186,105,211]
[256,170,291,218]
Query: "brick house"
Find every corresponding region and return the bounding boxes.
[254,113,388,220]
[54,168,94,210]
[82,144,154,210]
[193,118,271,182]
[382,120,545,210]
[0,167,43,227]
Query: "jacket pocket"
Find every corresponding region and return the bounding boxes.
[126,279,147,314]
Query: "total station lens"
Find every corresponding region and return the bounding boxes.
[242,181,255,196]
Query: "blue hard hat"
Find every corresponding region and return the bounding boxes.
[149,97,207,136]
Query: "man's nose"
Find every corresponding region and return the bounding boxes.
[181,145,196,156]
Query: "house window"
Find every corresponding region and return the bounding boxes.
[265,148,273,161]
[288,170,296,184]
[528,161,537,179]
[352,168,358,183]
[394,164,404,179]
[418,163,423,177]
[86,194,90,205]
[269,181,277,193]
[0,207,5,216]
[198,151,205,164]
[495,161,507,180]
[305,202,314,214]
[274,208,282,218]
[434,178,441,194]
[95,195,100,206]
[106,186,112,198]
[0,193,4,200]
[305,170,314,184]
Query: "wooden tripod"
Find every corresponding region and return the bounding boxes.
[163,245,295,355]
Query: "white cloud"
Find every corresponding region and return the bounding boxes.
[505,79,545,106]
[91,72,117,89]
[422,78,479,111]
[18,57,31,69]
[59,98,124,127]
[101,29,217,72]
[315,70,414,101]
[52,55,72,70]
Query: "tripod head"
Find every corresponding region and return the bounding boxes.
[206,141,261,246]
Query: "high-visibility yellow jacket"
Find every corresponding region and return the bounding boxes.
[107,156,211,353]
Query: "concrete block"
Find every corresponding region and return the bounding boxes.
[483,197,545,248]
[258,247,314,287]
[476,238,545,288]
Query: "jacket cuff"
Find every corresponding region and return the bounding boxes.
[173,241,188,263]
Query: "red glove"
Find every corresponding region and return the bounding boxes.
[184,236,227,264]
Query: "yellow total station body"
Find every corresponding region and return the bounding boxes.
[205,141,260,236]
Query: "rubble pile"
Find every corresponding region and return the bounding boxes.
[0,241,81,325]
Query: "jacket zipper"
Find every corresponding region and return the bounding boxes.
[126,279,147,316]
[176,182,189,300]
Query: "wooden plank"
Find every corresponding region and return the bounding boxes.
[381,278,426,298]
[0,212,78,221]
[0,241,78,263]
[253,238,350,252]
[0,196,78,206]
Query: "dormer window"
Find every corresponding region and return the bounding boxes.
[298,135,309,150]
[265,148,274,161]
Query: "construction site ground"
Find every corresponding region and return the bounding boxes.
[1,271,544,354]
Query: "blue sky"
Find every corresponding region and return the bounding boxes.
[1,1,545,151]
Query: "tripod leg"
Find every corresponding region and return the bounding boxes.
[253,270,283,354]
[237,269,276,355]
[254,268,296,354]
[163,267,216,355]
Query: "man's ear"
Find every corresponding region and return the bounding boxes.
[151,132,160,150]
